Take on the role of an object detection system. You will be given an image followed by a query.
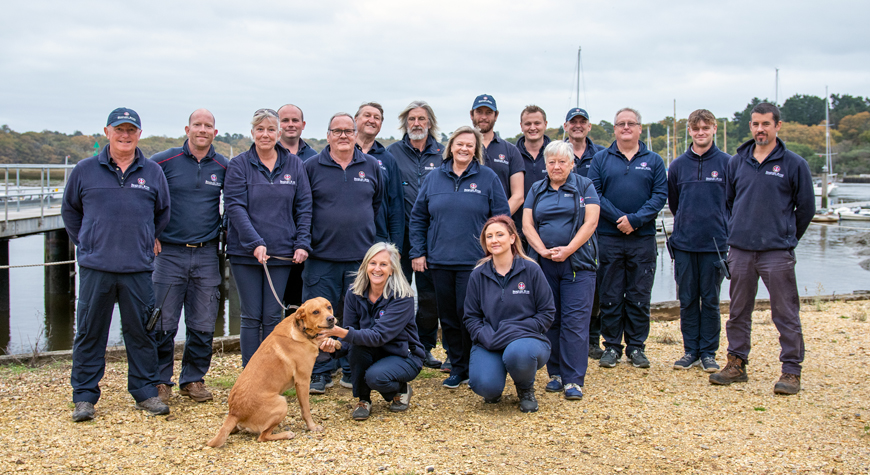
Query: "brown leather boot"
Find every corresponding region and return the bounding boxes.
[156,383,172,404]
[773,373,801,395]
[180,381,213,402]
[709,354,748,385]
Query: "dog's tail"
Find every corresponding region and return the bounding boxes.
[207,414,239,448]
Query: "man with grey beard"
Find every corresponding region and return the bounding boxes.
[386,101,445,370]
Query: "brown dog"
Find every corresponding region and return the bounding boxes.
[207,297,340,447]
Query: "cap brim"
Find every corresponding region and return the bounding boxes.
[472,104,497,111]
[108,119,141,128]
[566,112,589,121]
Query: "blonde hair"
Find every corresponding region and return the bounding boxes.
[443,126,485,166]
[351,242,414,299]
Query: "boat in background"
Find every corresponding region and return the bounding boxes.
[812,210,839,223]
[836,206,870,221]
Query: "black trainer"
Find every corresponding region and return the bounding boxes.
[516,387,538,413]
[628,349,650,368]
[72,401,95,422]
[422,351,442,369]
[599,348,619,368]
[673,353,699,370]
[588,345,604,360]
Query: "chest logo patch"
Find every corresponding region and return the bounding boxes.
[773,165,781,173]
[279,174,296,185]
[138,178,145,185]
[711,171,718,178]
[513,282,530,295]
[359,171,366,179]
[354,171,370,183]
[499,154,505,159]
[641,162,647,167]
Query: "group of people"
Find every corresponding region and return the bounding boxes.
[61,96,814,422]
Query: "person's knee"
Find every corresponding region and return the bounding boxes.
[469,375,504,399]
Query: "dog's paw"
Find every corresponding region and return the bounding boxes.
[307,424,324,432]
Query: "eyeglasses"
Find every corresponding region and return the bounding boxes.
[329,129,355,137]
[255,108,278,117]
[614,121,640,129]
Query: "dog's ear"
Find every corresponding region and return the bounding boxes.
[294,304,307,321]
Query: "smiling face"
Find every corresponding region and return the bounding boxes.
[750,112,781,146]
[451,132,477,167]
[366,250,394,289]
[565,115,591,142]
[614,110,642,143]
[689,119,717,150]
[521,111,547,141]
[356,105,383,138]
[252,116,279,153]
[471,107,498,134]
[104,123,142,158]
[278,105,306,142]
[327,115,356,153]
[185,109,217,151]
[484,222,515,258]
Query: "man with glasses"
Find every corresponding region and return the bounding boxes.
[588,108,667,370]
[150,109,228,404]
[470,94,525,218]
[63,107,171,421]
[304,113,384,393]
[278,104,317,161]
[564,107,606,359]
[387,101,445,371]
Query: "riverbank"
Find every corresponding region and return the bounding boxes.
[1,301,868,474]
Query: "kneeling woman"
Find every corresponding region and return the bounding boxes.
[321,243,423,420]
[464,216,555,413]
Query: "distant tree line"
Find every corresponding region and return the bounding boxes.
[2,93,870,174]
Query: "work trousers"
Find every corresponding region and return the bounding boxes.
[597,234,657,356]
[152,243,221,387]
[72,267,158,404]
[430,268,473,378]
[401,228,439,352]
[229,261,292,367]
[726,248,804,375]
[540,260,595,386]
[349,345,422,402]
[673,249,723,358]
[302,258,359,376]
[469,338,550,399]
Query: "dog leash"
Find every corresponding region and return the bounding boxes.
[261,257,299,313]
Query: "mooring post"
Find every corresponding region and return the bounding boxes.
[0,239,9,353]
[44,230,75,350]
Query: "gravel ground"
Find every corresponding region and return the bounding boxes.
[1,301,868,474]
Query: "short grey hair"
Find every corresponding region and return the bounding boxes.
[398,100,439,139]
[327,112,356,134]
[614,107,642,125]
[543,141,574,161]
[350,242,414,299]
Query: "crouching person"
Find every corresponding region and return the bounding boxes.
[464,216,555,413]
[320,243,423,420]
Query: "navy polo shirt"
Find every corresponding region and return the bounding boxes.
[150,140,228,245]
[483,134,524,198]
[525,179,600,248]
[386,134,444,220]
[62,146,171,273]
[569,137,605,177]
[304,146,384,262]
[224,144,312,264]
[516,135,552,198]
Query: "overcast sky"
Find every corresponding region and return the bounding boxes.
[2,0,869,141]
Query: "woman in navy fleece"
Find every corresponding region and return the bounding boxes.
[523,140,600,400]
[409,126,510,389]
[464,215,555,412]
[224,108,312,366]
[320,242,423,421]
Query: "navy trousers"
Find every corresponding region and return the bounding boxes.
[401,228,439,352]
[597,234,657,356]
[302,257,359,376]
[349,345,422,402]
[469,338,550,399]
[540,260,595,386]
[589,280,601,346]
[726,248,804,375]
[72,267,158,404]
[229,261,292,367]
[430,268,473,378]
[674,249,723,358]
[152,243,221,387]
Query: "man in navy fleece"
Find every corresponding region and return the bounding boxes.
[709,102,814,395]
[667,109,730,373]
[304,112,384,393]
[588,107,667,370]
[150,109,228,404]
[62,107,171,422]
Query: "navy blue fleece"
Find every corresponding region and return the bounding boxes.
[361,141,405,252]
[588,141,667,237]
[463,256,555,351]
[409,160,510,267]
[62,146,171,273]
[224,144,312,265]
[386,134,444,219]
[569,137,605,177]
[151,140,228,244]
[667,144,730,253]
[726,138,815,251]
[304,146,383,261]
[342,291,426,359]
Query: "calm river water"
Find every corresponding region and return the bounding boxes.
[2,185,869,355]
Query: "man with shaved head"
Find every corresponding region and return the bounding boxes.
[278,104,317,161]
[149,109,229,404]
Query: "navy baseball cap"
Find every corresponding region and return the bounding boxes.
[107,107,141,128]
[565,107,589,122]
[472,94,497,112]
